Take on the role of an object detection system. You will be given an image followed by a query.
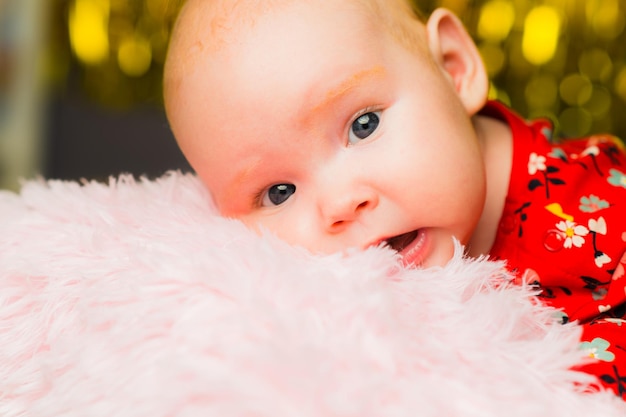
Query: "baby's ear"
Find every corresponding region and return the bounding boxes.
[426,8,488,115]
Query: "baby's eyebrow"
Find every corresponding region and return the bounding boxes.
[309,66,387,114]
[221,156,264,208]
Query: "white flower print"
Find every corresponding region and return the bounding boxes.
[588,217,608,235]
[588,217,611,267]
[555,220,589,248]
[595,253,612,268]
[528,152,547,175]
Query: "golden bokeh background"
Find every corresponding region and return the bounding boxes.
[428,0,626,140]
[1,0,625,189]
[53,0,184,107]
[56,0,626,138]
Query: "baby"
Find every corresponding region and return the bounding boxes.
[164,0,626,399]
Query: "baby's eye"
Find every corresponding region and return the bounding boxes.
[262,183,296,206]
[348,111,381,144]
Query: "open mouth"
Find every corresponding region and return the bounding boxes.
[384,230,419,253]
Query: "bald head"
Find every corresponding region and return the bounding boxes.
[158,0,489,266]
[163,0,424,124]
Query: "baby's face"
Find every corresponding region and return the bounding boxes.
[167,1,487,268]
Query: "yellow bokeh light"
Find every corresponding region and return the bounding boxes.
[615,68,626,102]
[488,82,510,105]
[522,6,561,66]
[69,0,111,65]
[477,0,515,42]
[437,0,469,15]
[560,73,592,106]
[587,0,625,39]
[525,74,558,109]
[117,35,152,77]
[478,43,506,76]
[584,86,611,118]
[147,0,167,20]
[579,48,613,82]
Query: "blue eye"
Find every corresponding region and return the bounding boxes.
[349,111,381,144]
[263,183,296,206]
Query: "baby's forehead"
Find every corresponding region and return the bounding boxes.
[168,0,314,74]
[169,1,362,77]
[173,0,424,62]
[176,0,413,40]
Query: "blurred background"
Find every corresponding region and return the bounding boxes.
[0,0,625,190]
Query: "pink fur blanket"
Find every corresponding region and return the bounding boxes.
[1,172,625,416]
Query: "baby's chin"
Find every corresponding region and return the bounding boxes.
[418,248,456,269]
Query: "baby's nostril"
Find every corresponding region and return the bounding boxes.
[332,220,345,228]
[357,201,369,210]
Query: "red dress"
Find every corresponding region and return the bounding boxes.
[485,100,626,399]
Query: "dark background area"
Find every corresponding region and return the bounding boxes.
[46,89,190,183]
[42,0,191,183]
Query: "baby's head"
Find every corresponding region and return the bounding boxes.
[164,0,489,268]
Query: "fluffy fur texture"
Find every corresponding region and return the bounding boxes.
[1,172,625,416]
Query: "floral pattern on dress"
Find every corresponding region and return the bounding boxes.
[581,337,616,362]
[487,100,626,400]
[555,219,588,249]
[527,152,566,199]
[579,195,609,213]
[608,169,626,188]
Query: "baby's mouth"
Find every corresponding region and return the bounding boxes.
[384,230,420,253]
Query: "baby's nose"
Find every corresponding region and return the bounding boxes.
[321,189,378,232]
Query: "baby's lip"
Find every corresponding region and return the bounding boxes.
[370,229,427,267]
[370,230,420,252]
